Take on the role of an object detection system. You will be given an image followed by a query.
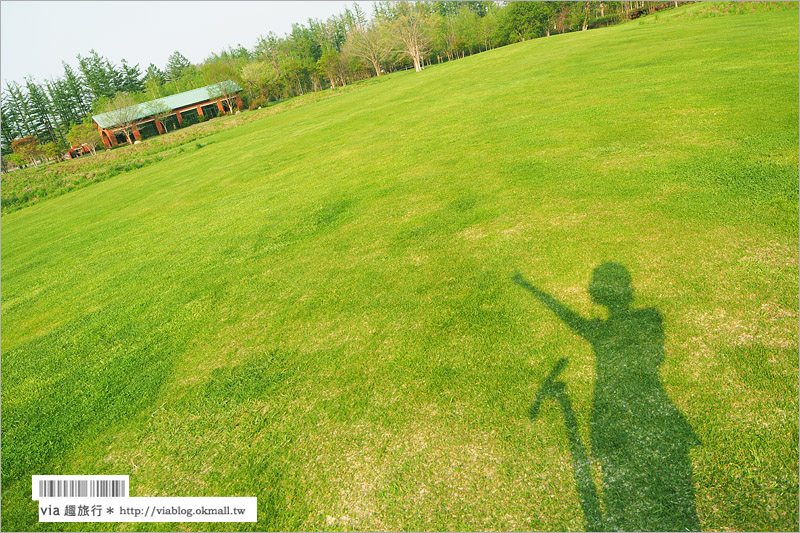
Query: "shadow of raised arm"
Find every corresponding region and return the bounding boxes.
[513,272,590,338]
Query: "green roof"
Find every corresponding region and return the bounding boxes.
[92,80,242,129]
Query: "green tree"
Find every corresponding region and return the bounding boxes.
[25,78,59,144]
[455,7,481,55]
[144,63,167,85]
[1,98,22,153]
[144,76,164,101]
[62,62,93,117]
[386,1,434,72]
[143,63,166,99]
[6,153,26,169]
[106,59,125,93]
[66,123,102,155]
[78,50,118,99]
[120,60,145,93]
[286,22,323,93]
[495,1,554,43]
[41,141,61,163]
[102,93,140,145]
[309,14,348,53]
[45,78,82,132]
[166,51,192,81]
[317,48,350,88]
[11,135,43,168]
[240,60,278,103]
[253,32,290,98]
[202,59,241,112]
[442,12,461,60]
[477,4,499,50]
[4,81,37,139]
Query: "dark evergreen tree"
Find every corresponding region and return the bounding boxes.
[166,51,192,81]
[1,99,22,152]
[62,62,92,116]
[45,78,83,133]
[62,62,93,117]
[45,79,72,130]
[105,59,125,93]
[25,78,59,144]
[78,50,117,99]
[144,63,167,85]
[4,81,37,139]
[120,60,145,93]
[433,1,461,18]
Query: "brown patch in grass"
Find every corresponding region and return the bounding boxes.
[686,306,795,350]
[739,240,799,270]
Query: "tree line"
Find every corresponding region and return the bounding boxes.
[1,1,683,168]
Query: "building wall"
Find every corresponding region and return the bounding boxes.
[65,144,92,159]
[97,94,243,149]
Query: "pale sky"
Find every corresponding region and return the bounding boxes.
[0,1,376,86]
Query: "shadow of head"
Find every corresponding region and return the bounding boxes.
[589,262,633,313]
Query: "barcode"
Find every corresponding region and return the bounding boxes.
[32,475,129,499]
[39,479,125,498]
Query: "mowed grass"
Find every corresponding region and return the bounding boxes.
[1,81,378,214]
[2,3,798,531]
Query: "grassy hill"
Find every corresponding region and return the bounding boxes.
[0,83,374,214]
[3,3,798,531]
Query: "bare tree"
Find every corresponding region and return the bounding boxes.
[344,13,390,77]
[144,100,173,134]
[103,93,140,145]
[66,123,102,156]
[582,2,592,31]
[209,80,240,114]
[387,2,432,72]
[202,60,241,114]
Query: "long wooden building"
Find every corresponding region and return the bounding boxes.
[92,81,243,149]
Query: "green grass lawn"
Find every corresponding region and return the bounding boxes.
[3,2,798,531]
[0,82,373,214]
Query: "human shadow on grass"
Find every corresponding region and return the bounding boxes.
[515,263,700,532]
